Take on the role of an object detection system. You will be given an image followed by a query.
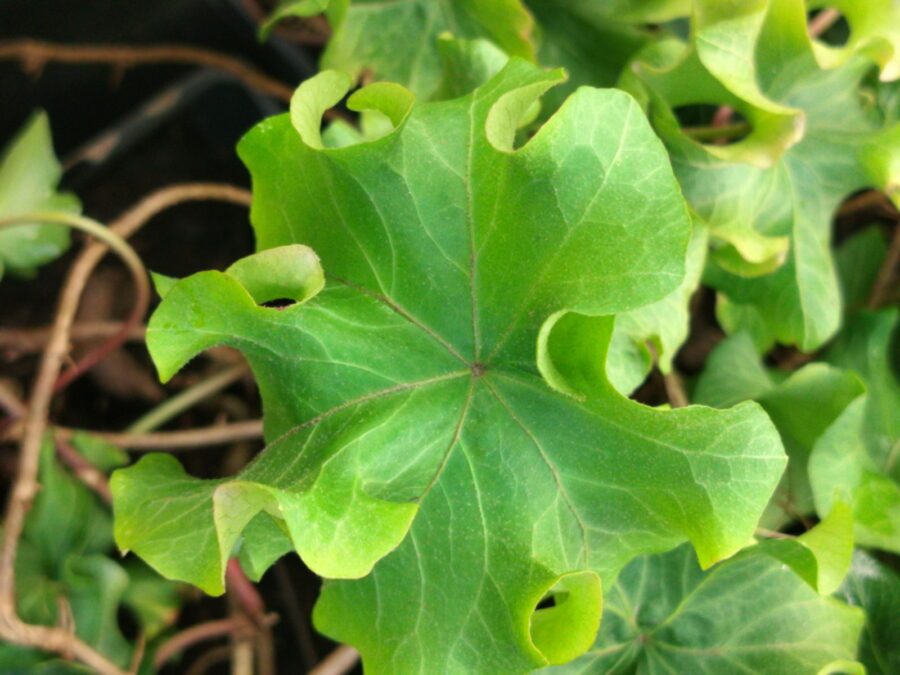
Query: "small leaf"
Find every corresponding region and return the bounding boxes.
[756,500,854,594]
[0,112,80,281]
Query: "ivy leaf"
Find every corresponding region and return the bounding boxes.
[824,308,900,476]
[836,549,900,675]
[606,218,707,395]
[112,63,786,671]
[0,440,176,671]
[317,0,535,99]
[0,112,79,281]
[544,543,864,674]
[755,500,854,594]
[694,332,864,527]
[622,0,897,350]
[260,0,330,39]
[807,309,898,552]
[523,0,658,118]
[810,396,900,553]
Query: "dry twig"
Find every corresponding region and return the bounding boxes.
[53,183,252,391]
[868,223,900,309]
[4,420,265,450]
[310,645,361,675]
[0,322,146,356]
[0,213,145,674]
[153,613,278,669]
[0,39,294,101]
[808,8,842,38]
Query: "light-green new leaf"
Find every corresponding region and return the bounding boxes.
[0,112,79,281]
[113,63,786,672]
[544,543,864,674]
[622,0,898,350]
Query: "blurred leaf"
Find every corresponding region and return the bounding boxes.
[321,0,535,99]
[836,549,900,675]
[0,112,79,281]
[695,332,865,527]
[623,0,898,350]
[836,226,889,311]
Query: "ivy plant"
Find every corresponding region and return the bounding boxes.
[620,0,898,351]
[546,542,863,674]
[0,438,181,672]
[111,62,789,672]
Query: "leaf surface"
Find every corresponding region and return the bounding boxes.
[113,63,786,672]
[694,331,865,527]
[544,543,864,674]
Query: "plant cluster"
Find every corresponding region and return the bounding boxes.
[0,0,897,673]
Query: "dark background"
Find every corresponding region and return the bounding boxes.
[1,1,344,672]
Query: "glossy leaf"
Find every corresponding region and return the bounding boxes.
[113,64,786,672]
[545,543,864,674]
[0,112,79,281]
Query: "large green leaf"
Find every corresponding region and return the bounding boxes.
[0,112,79,281]
[544,543,864,674]
[694,331,865,527]
[837,549,900,675]
[621,0,898,350]
[112,63,786,672]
